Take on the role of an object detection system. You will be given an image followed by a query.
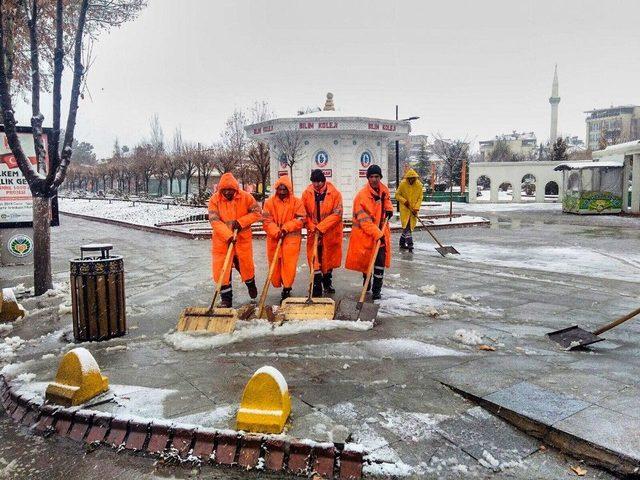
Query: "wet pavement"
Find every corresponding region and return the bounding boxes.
[1,203,639,478]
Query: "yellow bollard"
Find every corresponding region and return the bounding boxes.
[236,366,291,434]
[0,288,26,323]
[45,347,109,407]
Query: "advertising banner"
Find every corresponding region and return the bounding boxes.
[0,127,58,228]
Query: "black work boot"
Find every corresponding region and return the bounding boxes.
[399,235,407,250]
[372,267,384,300]
[322,271,335,294]
[245,278,258,300]
[220,284,232,308]
[281,287,292,302]
[312,272,323,297]
[406,237,414,252]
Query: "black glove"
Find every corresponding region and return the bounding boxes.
[230,220,241,232]
[385,210,393,220]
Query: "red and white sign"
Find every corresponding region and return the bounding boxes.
[1,132,48,225]
[277,170,288,177]
[358,169,368,178]
[321,169,332,178]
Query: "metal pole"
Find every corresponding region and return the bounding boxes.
[395,105,400,212]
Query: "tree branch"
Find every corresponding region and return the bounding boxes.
[0,0,45,190]
[47,0,63,183]
[25,0,48,174]
[51,0,89,193]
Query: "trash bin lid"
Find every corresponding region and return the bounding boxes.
[80,244,113,259]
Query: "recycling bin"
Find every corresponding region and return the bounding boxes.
[70,244,126,342]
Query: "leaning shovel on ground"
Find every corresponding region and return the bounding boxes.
[253,236,284,321]
[547,306,640,350]
[409,209,459,257]
[279,231,335,321]
[334,217,388,323]
[176,230,239,333]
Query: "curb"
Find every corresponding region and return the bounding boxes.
[0,376,364,479]
[61,210,489,240]
[441,382,640,478]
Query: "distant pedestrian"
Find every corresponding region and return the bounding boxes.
[395,168,423,251]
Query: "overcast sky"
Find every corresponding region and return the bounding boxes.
[14,0,640,157]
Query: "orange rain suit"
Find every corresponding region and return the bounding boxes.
[262,176,306,288]
[345,182,393,273]
[207,173,262,284]
[301,181,344,273]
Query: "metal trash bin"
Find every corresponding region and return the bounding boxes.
[70,244,126,342]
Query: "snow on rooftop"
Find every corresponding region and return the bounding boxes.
[554,160,624,170]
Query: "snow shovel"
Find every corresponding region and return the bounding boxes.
[409,209,459,257]
[334,218,388,322]
[255,236,284,321]
[279,231,336,321]
[547,305,640,350]
[176,230,239,333]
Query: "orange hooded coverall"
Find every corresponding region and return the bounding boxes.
[345,182,393,273]
[208,173,262,285]
[301,181,344,273]
[262,176,306,288]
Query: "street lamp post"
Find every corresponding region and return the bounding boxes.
[394,106,419,211]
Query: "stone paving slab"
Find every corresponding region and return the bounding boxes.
[484,382,591,425]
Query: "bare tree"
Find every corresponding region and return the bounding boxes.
[132,142,154,193]
[194,143,216,191]
[430,134,469,220]
[247,141,270,198]
[180,141,198,200]
[274,130,305,194]
[250,100,274,124]
[0,0,144,294]
[214,144,239,174]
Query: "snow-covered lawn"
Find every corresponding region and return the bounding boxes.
[59,198,206,227]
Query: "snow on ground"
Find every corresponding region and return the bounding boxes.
[59,198,206,227]
[417,241,640,283]
[171,404,235,428]
[427,201,562,213]
[164,318,373,351]
[0,336,25,363]
[453,329,484,346]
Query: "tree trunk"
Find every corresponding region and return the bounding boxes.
[185,174,191,200]
[32,196,52,295]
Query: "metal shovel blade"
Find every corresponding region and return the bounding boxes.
[547,325,604,350]
[334,298,379,322]
[435,246,459,256]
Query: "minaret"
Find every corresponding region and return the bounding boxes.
[549,65,560,143]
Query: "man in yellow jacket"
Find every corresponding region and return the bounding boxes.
[395,169,423,251]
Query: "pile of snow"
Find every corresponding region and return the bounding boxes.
[15,372,36,383]
[164,319,373,351]
[452,329,483,346]
[59,198,207,227]
[0,336,25,362]
[449,293,478,305]
[0,324,14,334]
[419,285,437,295]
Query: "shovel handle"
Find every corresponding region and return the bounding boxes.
[593,306,640,335]
[359,217,388,306]
[306,231,320,301]
[409,209,445,248]
[257,237,283,319]
[208,229,238,312]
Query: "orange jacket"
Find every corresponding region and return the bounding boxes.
[208,173,262,284]
[345,182,393,273]
[301,181,343,272]
[262,176,306,288]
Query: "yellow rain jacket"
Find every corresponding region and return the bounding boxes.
[395,169,423,230]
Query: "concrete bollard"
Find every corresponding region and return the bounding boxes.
[236,366,290,434]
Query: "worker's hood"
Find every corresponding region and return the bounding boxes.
[218,172,240,192]
[274,175,293,194]
[403,168,420,180]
